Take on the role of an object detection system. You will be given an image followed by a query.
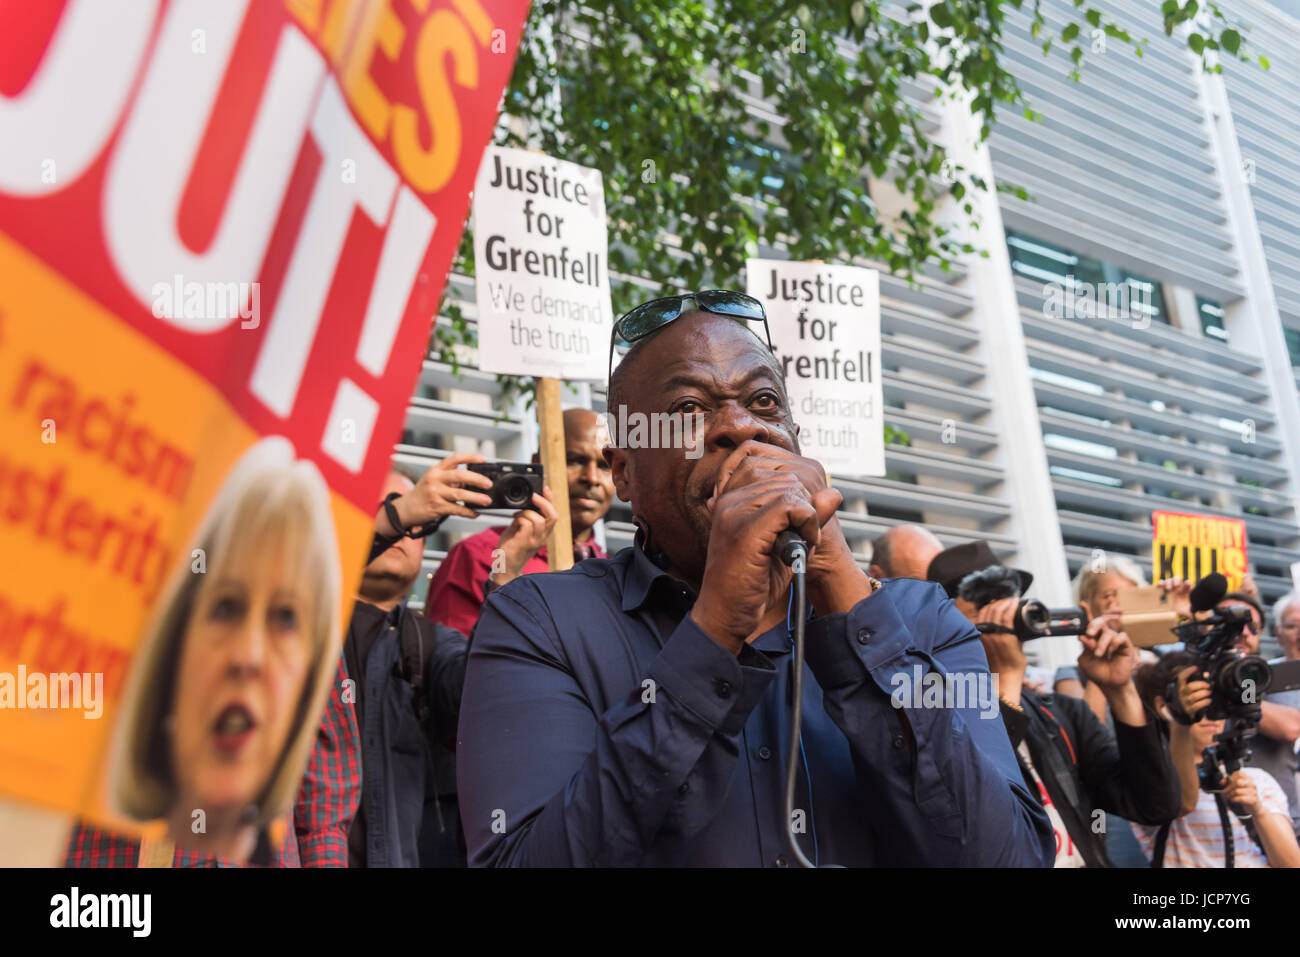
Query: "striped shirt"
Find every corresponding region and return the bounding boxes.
[1133,767,1286,868]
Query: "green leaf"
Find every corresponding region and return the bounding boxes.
[1260,54,1271,69]
[1062,22,1079,42]
[1188,32,1205,54]
[1221,29,1240,55]
[930,2,953,28]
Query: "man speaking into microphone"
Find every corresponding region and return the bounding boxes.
[457,292,1052,866]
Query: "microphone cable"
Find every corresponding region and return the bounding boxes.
[780,534,817,869]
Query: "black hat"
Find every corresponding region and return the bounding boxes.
[926,541,1033,599]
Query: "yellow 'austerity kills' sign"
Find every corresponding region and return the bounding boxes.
[1151,511,1248,591]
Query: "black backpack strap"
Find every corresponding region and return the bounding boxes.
[397,606,430,725]
[1151,822,1171,868]
[397,608,445,834]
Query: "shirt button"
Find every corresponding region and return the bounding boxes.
[893,734,904,749]
[715,679,732,699]
[757,746,772,761]
[678,782,690,796]
[775,855,788,867]
[857,628,872,645]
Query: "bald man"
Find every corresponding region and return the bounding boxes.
[869,524,943,580]
[425,408,615,636]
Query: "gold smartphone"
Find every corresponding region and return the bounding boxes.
[1115,585,1181,648]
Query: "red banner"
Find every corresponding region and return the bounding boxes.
[0,0,530,859]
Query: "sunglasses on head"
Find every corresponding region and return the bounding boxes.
[608,290,772,386]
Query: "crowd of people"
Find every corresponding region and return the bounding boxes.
[869,525,1300,868]
[66,293,1300,868]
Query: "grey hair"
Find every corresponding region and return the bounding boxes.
[1273,592,1300,636]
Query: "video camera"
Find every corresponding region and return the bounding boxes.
[1167,573,1300,725]
[957,565,1088,642]
[1153,572,1300,826]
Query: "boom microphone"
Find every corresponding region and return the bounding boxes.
[1189,573,1229,614]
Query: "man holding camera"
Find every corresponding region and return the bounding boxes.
[457,297,1052,867]
[424,407,610,636]
[929,541,1181,866]
[351,461,505,867]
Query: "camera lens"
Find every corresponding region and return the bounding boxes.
[1237,656,1272,694]
[1018,600,1049,639]
[1216,655,1272,701]
[502,475,531,507]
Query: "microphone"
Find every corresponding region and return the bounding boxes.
[775,529,807,567]
[1189,573,1228,614]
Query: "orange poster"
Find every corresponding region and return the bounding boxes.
[0,0,530,862]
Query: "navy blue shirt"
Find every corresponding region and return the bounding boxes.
[457,546,1053,866]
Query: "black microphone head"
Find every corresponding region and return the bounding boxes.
[775,529,806,566]
[1189,573,1228,613]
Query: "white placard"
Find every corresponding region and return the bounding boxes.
[1290,560,1300,597]
[747,260,884,476]
[472,146,611,379]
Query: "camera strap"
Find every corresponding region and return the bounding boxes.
[1215,793,1235,869]
[1211,790,1264,866]
[1151,822,1170,868]
[383,491,443,540]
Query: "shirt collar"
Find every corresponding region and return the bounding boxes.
[620,545,695,613]
[351,598,404,625]
[617,547,795,654]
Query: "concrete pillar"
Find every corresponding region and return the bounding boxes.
[937,89,1076,670]
[1193,55,1300,527]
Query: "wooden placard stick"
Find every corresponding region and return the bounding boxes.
[535,376,573,571]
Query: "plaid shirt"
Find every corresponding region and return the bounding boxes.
[65,655,361,867]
